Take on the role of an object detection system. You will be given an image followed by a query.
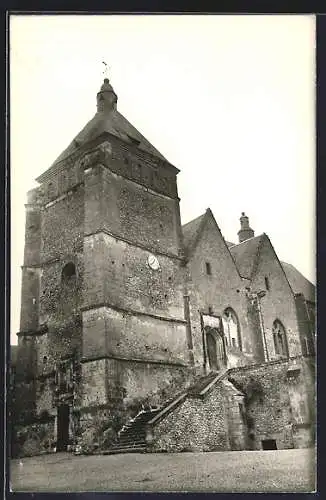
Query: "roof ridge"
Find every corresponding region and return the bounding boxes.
[182,212,206,228]
[229,233,265,248]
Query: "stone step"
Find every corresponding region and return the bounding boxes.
[118,442,146,448]
[120,430,146,436]
[119,434,146,440]
[109,396,187,453]
[120,429,146,436]
[118,443,146,449]
[124,421,150,427]
[119,436,146,443]
[121,428,146,435]
[119,435,146,442]
[102,446,147,455]
[132,416,157,424]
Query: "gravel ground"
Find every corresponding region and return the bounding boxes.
[10,448,316,493]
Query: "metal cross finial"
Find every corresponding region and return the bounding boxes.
[102,61,109,78]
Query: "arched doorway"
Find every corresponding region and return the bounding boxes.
[222,308,242,350]
[272,319,289,358]
[206,327,226,371]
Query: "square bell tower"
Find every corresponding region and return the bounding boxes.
[18,76,195,451]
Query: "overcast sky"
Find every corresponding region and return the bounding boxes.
[10,14,315,344]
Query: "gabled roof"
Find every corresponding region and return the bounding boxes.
[51,109,167,168]
[281,261,315,303]
[182,212,206,257]
[182,210,242,279]
[229,235,265,280]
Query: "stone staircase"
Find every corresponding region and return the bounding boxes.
[102,370,226,455]
[103,407,160,455]
[102,394,181,455]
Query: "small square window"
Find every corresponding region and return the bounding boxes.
[205,262,212,275]
[208,306,213,315]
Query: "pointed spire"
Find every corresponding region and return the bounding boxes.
[237,212,255,243]
[96,77,118,113]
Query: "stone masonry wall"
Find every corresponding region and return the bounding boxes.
[80,359,107,408]
[20,189,43,333]
[83,162,181,257]
[108,358,193,409]
[295,294,315,356]
[82,306,188,364]
[32,323,82,381]
[78,358,194,452]
[82,233,185,320]
[251,236,302,359]
[228,357,315,450]
[151,379,246,453]
[151,394,228,452]
[80,356,193,412]
[187,215,261,370]
[41,184,84,261]
[14,420,56,458]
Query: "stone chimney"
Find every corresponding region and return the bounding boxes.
[237,212,255,243]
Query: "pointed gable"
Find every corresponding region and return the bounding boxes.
[229,235,265,280]
[281,262,315,303]
[182,209,234,261]
[182,209,242,281]
[182,212,206,258]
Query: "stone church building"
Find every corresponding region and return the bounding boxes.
[11,77,316,457]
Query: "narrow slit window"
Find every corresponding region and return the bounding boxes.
[265,276,270,291]
[205,262,212,275]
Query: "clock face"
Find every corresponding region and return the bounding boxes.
[147,254,160,271]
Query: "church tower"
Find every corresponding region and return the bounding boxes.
[17,77,193,451]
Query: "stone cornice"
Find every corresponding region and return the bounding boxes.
[80,353,188,368]
[36,132,179,184]
[81,300,187,325]
[84,227,184,262]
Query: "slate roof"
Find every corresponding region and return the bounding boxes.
[281,261,316,303]
[229,235,265,280]
[51,109,167,168]
[182,212,206,256]
[182,213,314,303]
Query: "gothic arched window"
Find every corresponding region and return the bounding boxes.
[222,308,242,351]
[272,319,288,358]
